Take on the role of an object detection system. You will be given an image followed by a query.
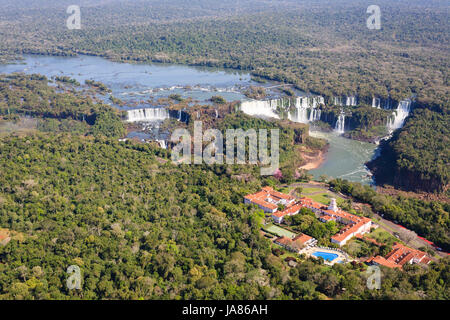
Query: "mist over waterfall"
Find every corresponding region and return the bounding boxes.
[335,112,346,134]
[127,108,169,122]
[387,100,411,131]
[239,99,281,119]
[288,96,324,123]
[240,96,325,124]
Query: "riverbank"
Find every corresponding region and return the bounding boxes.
[307,130,377,184]
[298,148,327,170]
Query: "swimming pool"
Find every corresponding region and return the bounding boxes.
[312,251,339,262]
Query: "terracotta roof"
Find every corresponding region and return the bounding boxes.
[368,256,401,268]
[248,198,278,210]
[331,219,370,243]
[245,187,295,211]
[293,233,313,244]
[273,203,303,218]
[275,236,293,246]
[262,187,295,201]
[369,243,429,269]
[385,243,427,266]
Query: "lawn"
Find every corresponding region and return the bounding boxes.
[302,187,327,194]
[263,224,296,238]
[307,192,345,206]
[368,228,398,246]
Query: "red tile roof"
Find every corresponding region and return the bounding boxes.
[293,233,313,244]
[245,187,295,211]
[369,243,429,269]
[275,236,293,246]
[367,256,401,268]
[272,203,303,218]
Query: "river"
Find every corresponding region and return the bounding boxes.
[0,54,379,184]
[308,130,377,185]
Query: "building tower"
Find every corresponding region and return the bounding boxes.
[328,198,338,212]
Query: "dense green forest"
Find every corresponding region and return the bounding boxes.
[367,104,449,194]
[0,0,448,104]
[0,73,125,138]
[0,0,447,193]
[0,133,448,299]
[0,72,447,299]
[0,1,448,300]
[329,179,450,251]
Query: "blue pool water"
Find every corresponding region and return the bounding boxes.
[312,251,339,262]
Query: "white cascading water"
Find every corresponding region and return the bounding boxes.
[240,96,324,124]
[308,106,322,122]
[294,97,309,123]
[239,99,280,119]
[345,96,357,106]
[215,109,219,119]
[177,110,182,121]
[387,100,411,131]
[127,108,169,122]
[293,97,322,123]
[317,96,325,105]
[156,140,167,149]
[372,97,381,109]
[308,105,315,122]
[334,111,346,134]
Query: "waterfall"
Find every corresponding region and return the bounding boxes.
[334,97,343,106]
[309,105,315,122]
[294,97,309,123]
[346,96,357,106]
[127,108,169,122]
[387,100,411,131]
[239,99,280,119]
[372,97,381,109]
[215,109,219,119]
[308,105,322,122]
[335,111,346,134]
[156,140,167,149]
[178,110,182,121]
[317,96,325,105]
[240,96,324,124]
[315,109,321,121]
